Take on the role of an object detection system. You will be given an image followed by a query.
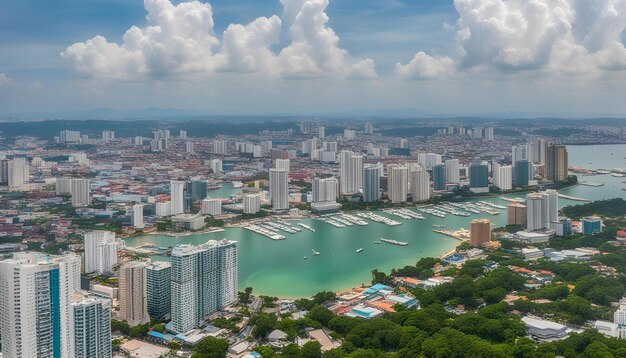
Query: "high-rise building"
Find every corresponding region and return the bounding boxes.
[101,130,115,142]
[343,129,356,141]
[209,158,223,174]
[540,189,559,228]
[131,203,145,229]
[470,219,492,247]
[213,140,229,155]
[512,145,527,164]
[399,138,409,149]
[72,291,112,358]
[527,138,547,164]
[269,169,289,210]
[526,193,545,231]
[275,158,290,172]
[409,166,430,202]
[388,164,408,203]
[179,130,187,139]
[146,261,172,320]
[156,202,171,217]
[60,130,82,143]
[171,241,238,333]
[300,120,316,134]
[0,252,81,358]
[432,164,446,190]
[417,153,442,170]
[484,127,494,141]
[84,230,118,274]
[185,141,194,153]
[545,144,568,182]
[508,203,527,226]
[362,166,381,203]
[492,163,513,190]
[318,126,325,139]
[312,177,338,203]
[469,161,489,192]
[444,159,460,184]
[201,198,222,216]
[118,262,149,326]
[514,160,531,186]
[339,151,363,195]
[56,177,91,206]
[582,217,603,235]
[188,180,208,201]
[364,123,374,134]
[7,157,29,188]
[170,180,185,215]
[243,194,261,214]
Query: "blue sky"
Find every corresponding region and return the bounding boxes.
[1,0,626,116]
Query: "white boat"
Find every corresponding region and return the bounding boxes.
[299,223,315,232]
[356,248,364,253]
[232,181,244,188]
[303,256,308,259]
[380,238,409,246]
[312,249,320,256]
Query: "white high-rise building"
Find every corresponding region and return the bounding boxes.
[56,178,91,206]
[343,129,357,140]
[8,157,29,188]
[512,145,528,164]
[410,166,431,202]
[527,138,547,164]
[417,153,443,170]
[185,141,194,153]
[201,198,222,216]
[492,163,513,190]
[243,194,261,214]
[485,127,494,141]
[213,140,229,155]
[339,151,363,195]
[312,177,339,203]
[131,203,145,229]
[318,126,325,139]
[171,241,237,333]
[72,291,112,358]
[179,130,187,139]
[388,164,408,203]
[210,158,223,173]
[275,159,290,172]
[84,230,118,274]
[170,180,185,215]
[540,189,559,228]
[102,130,115,142]
[0,252,81,358]
[364,123,374,134]
[269,169,289,210]
[363,165,381,203]
[526,193,545,231]
[156,202,172,217]
[118,261,149,326]
[444,159,460,184]
[60,130,82,143]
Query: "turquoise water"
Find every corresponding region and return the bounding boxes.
[126,144,626,298]
[207,183,242,198]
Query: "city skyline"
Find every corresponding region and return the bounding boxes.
[2,0,626,116]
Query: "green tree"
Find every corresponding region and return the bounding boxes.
[191,336,228,358]
[307,305,335,327]
[302,341,322,358]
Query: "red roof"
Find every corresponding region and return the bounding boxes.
[617,231,626,238]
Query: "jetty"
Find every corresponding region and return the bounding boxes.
[557,193,591,202]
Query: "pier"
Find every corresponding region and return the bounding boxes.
[557,193,591,202]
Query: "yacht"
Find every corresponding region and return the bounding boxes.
[312,249,320,256]
[303,256,308,259]
[356,248,364,253]
[299,223,315,232]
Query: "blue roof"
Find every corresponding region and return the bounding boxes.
[364,284,392,294]
[148,331,166,340]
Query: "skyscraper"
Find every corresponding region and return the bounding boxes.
[56,177,91,206]
[146,261,172,321]
[243,194,261,214]
[508,203,527,226]
[545,144,568,182]
[540,189,559,228]
[484,127,494,141]
[201,198,222,216]
[72,291,112,358]
[492,163,513,190]
[8,157,29,188]
[170,180,185,215]
[312,177,339,203]
[469,161,489,192]
[118,261,149,326]
[409,166,430,202]
[209,159,223,173]
[84,230,118,274]
[213,140,229,155]
[275,158,290,172]
[0,252,81,358]
[512,144,527,164]
[388,164,408,203]
[433,164,446,190]
[171,240,238,333]
[339,151,363,195]
[362,165,381,203]
[470,219,492,247]
[269,169,289,210]
[102,130,115,142]
[131,203,145,229]
[514,160,531,186]
[526,193,545,231]
[444,159,460,184]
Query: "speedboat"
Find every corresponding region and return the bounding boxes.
[312,249,320,256]
[356,248,364,253]
[303,256,308,259]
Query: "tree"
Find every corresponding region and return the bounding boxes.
[192,336,228,358]
[307,305,335,327]
[252,314,276,338]
[239,287,253,305]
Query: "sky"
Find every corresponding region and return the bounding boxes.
[1,0,626,117]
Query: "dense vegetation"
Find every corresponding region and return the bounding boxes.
[562,198,626,219]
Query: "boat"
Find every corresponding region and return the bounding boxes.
[232,181,244,188]
[312,249,320,256]
[299,223,315,232]
[381,238,409,246]
[356,248,364,253]
[432,224,446,228]
[373,241,381,244]
[304,256,308,259]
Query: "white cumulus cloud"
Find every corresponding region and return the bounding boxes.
[61,0,376,80]
[396,0,626,79]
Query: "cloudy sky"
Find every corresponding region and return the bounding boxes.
[1,0,626,117]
